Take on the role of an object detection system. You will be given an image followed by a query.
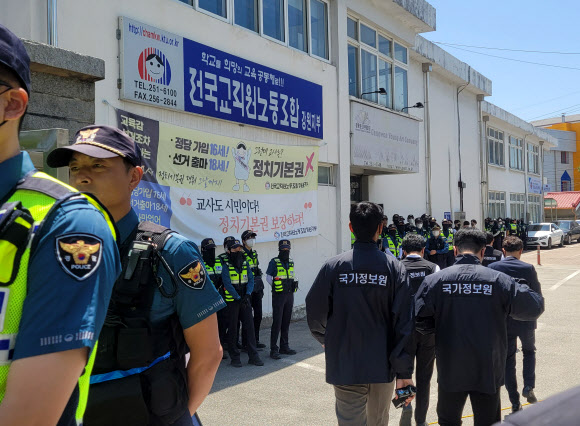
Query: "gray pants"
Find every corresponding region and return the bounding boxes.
[334,381,395,426]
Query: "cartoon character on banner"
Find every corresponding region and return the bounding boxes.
[232,142,251,192]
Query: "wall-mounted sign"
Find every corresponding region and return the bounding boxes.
[528,176,542,194]
[119,17,323,139]
[350,101,419,173]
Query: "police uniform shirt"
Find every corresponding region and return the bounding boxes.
[415,254,545,394]
[306,241,414,386]
[1,153,121,361]
[116,209,225,329]
[266,257,293,285]
[220,257,254,299]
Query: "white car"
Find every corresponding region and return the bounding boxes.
[526,223,565,249]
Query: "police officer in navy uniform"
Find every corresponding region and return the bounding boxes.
[483,231,504,267]
[48,125,225,425]
[489,236,543,413]
[425,225,448,269]
[441,220,455,268]
[0,25,121,425]
[241,230,266,349]
[221,239,264,367]
[383,223,403,259]
[201,238,228,359]
[399,234,439,426]
[266,239,298,359]
[306,202,415,425]
[415,228,544,426]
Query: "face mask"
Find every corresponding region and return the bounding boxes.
[202,248,215,265]
[246,238,256,248]
[279,250,290,261]
[230,251,244,269]
[389,230,397,236]
[433,231,440,237]
[416,223,423,229]
[443,224,450,230]
[408,219,413,224]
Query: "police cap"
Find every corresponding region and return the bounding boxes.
[241,230,257,241]
[279,239,291,249]
[0,24,31,94]
[201,238,216,249]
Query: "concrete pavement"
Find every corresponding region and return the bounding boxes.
[198,241,580,425]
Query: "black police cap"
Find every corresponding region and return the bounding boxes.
[279,239,291,249]
[241,230,257,241]
[223,236,235,247]
[0,24,31,94]
[227,239,242,250]
[201,238,216,249]
[47,125,142,168]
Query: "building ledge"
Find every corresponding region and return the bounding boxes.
[392,0,436,32]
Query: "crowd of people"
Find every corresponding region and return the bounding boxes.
[312,202,546,426]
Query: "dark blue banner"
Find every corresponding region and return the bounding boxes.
[183,38,323,139]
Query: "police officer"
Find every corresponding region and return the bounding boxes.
[518,219,528,248]
[266,239,298,359]
[483,231,504,267]
[0,25,121,425]
[399,234,439,426]
[509,218,518,236]
[240,230,266,349]
[453,220,461,232]
[415,217,427,237]
[425,225,448,269]
[415,228,544,426]
[405,214,416,234]
[201,238,228,359]
[397,218,407,239]
[489,236,543,413]
[48,125,225,425]
[441,220,455,268]
[306,202,414,425]
[484,218,492,232]
[495,218,506,250]
[384,223,403,259]
[221,239,264,367]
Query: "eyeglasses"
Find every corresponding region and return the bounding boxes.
[0,80,13,94]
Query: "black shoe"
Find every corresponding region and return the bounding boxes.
[270,351,281,360]
[230,359,242,368]
[236,342,243,350]
[523,386,537,403]
[280,348,297,355]
[257,342,266,349]
[240,345,248,353]
[416,423,427,426]
[249,358,264,366]
[511,403,522,413]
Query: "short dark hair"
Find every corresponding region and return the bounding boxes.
[401,233,426,253]
[454,228,486,254]
[485,231,494,245]
[503,236,523,252]
[350,202,383,242]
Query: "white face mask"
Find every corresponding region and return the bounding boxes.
[408,219,413,224]
[416,223,423,229]
[433,231,440,237]
[246,239,256,248]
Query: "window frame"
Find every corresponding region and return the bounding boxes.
[287,0,309,53]
[508,135,524,171]
[346,14,409,111]
[260,0,287,46]
[195,0,230,22]
[561,151,570,164]
[318,164,335,186]
[488,190,506,219]
[527,143,540,175]
[307,0,330,61]
[487,127,505,167]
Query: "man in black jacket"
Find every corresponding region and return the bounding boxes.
[415,228,544,426]
[489,236,543,413]
[399,234,439,426]
[482,231,504,267]
[306,202,415,426]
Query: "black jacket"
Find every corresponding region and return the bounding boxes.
[488,256,543,332]
[306,241,414,385]
[482,245,503,267]
[415,254,544,394]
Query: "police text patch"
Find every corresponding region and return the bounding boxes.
[55,233,103,281]
[179,260,207,289]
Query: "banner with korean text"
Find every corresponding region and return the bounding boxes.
[119,16,323,139]
[117,109,319,243]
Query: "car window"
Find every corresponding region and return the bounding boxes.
[552,225,559,231]
[528,224,549,232]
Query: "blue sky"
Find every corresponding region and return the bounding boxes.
[422,1,580,122]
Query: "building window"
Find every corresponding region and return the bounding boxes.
[562,180,571,191]
[346,15,408,111]
[288,0,307,51]
[561,151,570,164]
[488,127,504,167]
[510,193,525,220]
[318,164,334,186]
[509,136,523,171]
[198,0,227,17]
[527,143,539,174]
[528,194,542,223]
[263,0,285,41]
[310,0,328,59]
[235,0,259,32]
[488,191,506,219]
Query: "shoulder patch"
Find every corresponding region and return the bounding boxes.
[55,233,103,281]
[179,260,207,290]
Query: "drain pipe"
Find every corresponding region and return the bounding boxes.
[47,0,58,46]
[423,63,433,215]
[477,95,486,223]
